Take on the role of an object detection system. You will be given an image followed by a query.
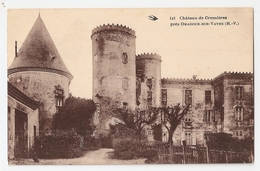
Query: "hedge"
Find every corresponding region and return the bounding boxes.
[36,131,84,159]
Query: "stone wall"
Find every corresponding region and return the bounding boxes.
[136,53,161,109]
[162,80,214,146]
[223,77,253,137]
[91,25,136,133]
[8,71,70,132]
[8,96,39,159]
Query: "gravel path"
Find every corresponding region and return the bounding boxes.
[9,148,146,165]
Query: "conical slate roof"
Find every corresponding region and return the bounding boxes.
[8,15,73,80]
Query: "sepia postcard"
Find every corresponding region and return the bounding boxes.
[6,8,254,166]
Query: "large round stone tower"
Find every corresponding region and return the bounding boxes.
[8,15,73,133]
[91,24,136,132]
[136,53,162,109]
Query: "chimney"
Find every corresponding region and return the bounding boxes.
[15,41,17,57]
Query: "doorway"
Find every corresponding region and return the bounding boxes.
[14,109,28,158]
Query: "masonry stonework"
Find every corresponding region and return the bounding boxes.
[8,83,39,159]
[91,24,253,144]
[91,24,137,133]
[136,53,161,109]
[8,72,70,132]
[8,15,73,134]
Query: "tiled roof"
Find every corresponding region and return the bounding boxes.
[8,15,73,81]
[8,82,40,110]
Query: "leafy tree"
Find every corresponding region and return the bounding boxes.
[53,96,96,136]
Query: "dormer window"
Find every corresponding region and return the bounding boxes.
[54,85,64,112]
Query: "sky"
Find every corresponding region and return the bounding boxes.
[7,8,253,99]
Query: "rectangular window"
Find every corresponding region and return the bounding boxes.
[235,86,244,100]
[147,130,152,136]
[184,111,192,122]
[96,103,101,113]
[147,90,152,99]
[235,107,243,121]
[185,132,192,145]
[161,89,167,107]
[137,69,143,78]
[204,110,217,123]
[122,78,129,90]
[185,90,192,106]
[56,98,63,107]
[146,78,152,87]
[205,91,212,104]
[234,130,243,137]
[122,52,128,64]
[147,90,152,107]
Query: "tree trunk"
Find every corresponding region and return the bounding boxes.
[168,124,178,145]
[168,129,173,145]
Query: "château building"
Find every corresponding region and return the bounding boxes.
[91,24,254,145]
[7,16,253,160]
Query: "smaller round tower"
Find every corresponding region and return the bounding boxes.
[136,53,162,109]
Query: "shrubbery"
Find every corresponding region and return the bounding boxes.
[113,138,159,160]
[83,136,101,150]
[100,135,113,148]
[206,132,254,152]
[113,139,139,160]
[36,131,84,159]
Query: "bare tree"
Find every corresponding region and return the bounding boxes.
[160,104,191,145]
[117,107,160,142]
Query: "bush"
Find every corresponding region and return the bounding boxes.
[113,138,139,160]
[139,149,157,158]
[100,135,113,148]
[36,130,84,159]
[83,136,100,150]
[206,132,254,152]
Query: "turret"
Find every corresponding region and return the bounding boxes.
[91,24,136,133]
[8,15,73,133]
[136,53,162,108]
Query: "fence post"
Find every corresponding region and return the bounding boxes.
[230,149,233,163]
[225,151,229,163]
[170,143,173,164]
[196,148,199,163]
[205,141,210,163]
[182,140,187,164]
